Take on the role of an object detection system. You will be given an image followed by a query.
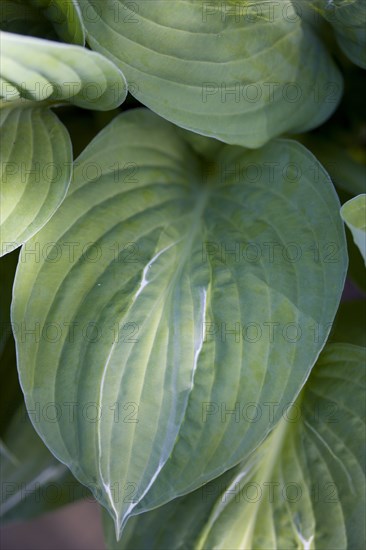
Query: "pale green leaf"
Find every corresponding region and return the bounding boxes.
[341,194,366,264]
[0,31,127,110]
[0,31,127,255]
[77,0,343,148]
[315,0,366,69]
[0,0,85,45]
[0,405,88,523]
[0,107,72,256]
[12,109,347,537]
[105,344,366,550]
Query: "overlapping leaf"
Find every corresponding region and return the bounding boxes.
[341,194,366,264]
[12,109,347,536]
[0,31,127,110]
[105,344,366,550]
[78,0,342,148]
[0,31,127,255]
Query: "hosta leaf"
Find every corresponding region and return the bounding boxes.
[0,31,127,110]
[341,194,366,264]
[0,108,72,256]
[12,109,347,536]
[0,31,127,255]
[78,0,342,148]
[315,0,366,69]
[0,0,85,45]
[0,405,88,523]
[105,344,366,550]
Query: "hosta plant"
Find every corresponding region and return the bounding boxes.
[0,1,365,549]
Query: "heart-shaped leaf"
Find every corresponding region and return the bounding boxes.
[0,31,127,255]
[12,109,347,536]
[341,194,366,264]
[77,0,343,148]
[104,343,366,549]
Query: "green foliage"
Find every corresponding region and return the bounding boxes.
[104,344,366,549]
[77,0,343,148]
[0,30,127,255]
[11,109,347,535]
[0,1,365,548]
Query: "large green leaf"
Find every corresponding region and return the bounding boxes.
[315,0,366,69]
[77,0,343,148]
[0,0,85,44]
[12,109,347,536]
[105,344,366,550]
[0,405,88,523]
[341,194,366,264]
[0,31,127,255]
